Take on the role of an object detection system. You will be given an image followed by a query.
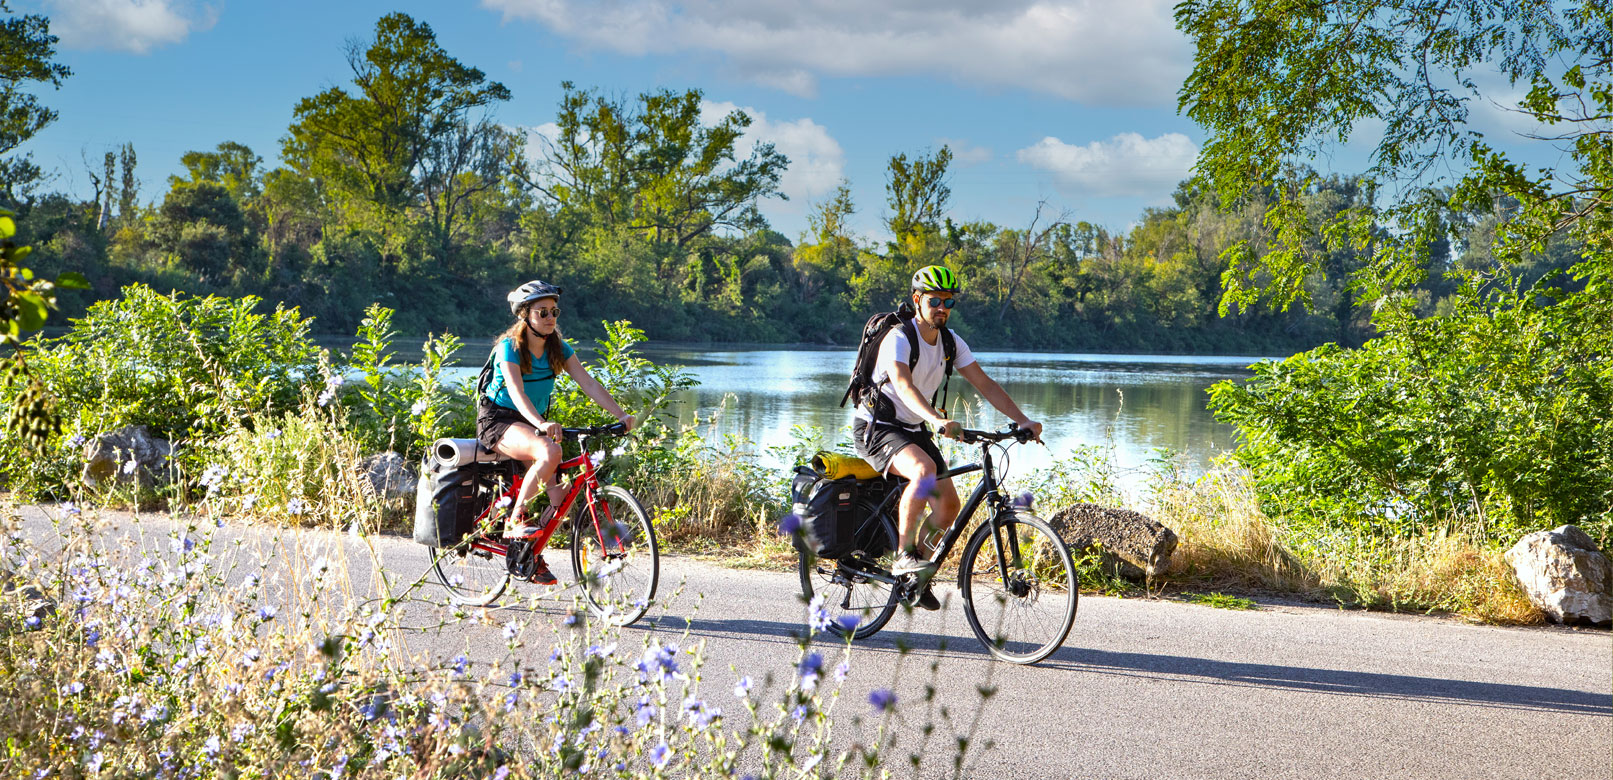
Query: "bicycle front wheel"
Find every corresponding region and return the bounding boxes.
[427,538,510,607]
[959,511,1077,664]
[798,518,901,641]
[570,485,659,626]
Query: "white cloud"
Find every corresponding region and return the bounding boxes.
[700,100,845,210]
[45,0,216,54]
[481,0,1189,106]
[1017,132,1198,198]
[937,138,992,166]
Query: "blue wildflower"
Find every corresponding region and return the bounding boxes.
[833,614,861,632]
[649,743,671,769]
[778,513,802,535]
[870,688,897,712]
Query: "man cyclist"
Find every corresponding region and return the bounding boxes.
[852,265,1044,609]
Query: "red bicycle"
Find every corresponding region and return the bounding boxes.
[425,423,659,625]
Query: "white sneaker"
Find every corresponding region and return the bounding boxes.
[891,550,937,577]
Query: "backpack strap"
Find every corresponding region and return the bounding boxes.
[935,326,956,416]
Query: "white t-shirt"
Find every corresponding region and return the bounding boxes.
[854,319,976,427]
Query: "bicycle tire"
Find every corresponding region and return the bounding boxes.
[570,485,659,626]
[798,515,901,640]
[958,510,1077,664]
[426,538,510,607]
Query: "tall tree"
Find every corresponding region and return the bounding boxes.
[172,141,264,204]
[0,2,70,203]
[884,146,958,271]
[117,143,138,227]
[283,13,512,243]
[533,83,788,250]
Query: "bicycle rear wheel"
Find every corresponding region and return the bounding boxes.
[570,485,659,626]
[798,517,901,640]
[426,538,510,607]
[959,510,1077,664]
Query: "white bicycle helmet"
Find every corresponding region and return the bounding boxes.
[507,279,563,317]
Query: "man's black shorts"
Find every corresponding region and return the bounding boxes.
[853,418,947,475]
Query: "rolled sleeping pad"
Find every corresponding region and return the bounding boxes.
[432,438,502,468]
[812,451,881,481]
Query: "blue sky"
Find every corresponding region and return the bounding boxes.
[15,0,1553,243]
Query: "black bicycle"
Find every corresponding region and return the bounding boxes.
[797,424,1078,664]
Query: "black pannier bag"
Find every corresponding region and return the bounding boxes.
[413,456,480,547]
[790,467,894,560]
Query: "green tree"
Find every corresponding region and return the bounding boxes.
[172,141,264,204]
[0,2,70,202]
[884,146,955,264]
[1181,0,1613,538]
[283,13,512,258]
[533,82,788,250]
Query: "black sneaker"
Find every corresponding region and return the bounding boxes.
[916,584,941,611]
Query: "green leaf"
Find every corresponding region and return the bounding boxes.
[0,216,13,239]
[14,293,47,332]
[57,271,90,290]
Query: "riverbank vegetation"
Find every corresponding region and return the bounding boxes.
[6,12,1576,355]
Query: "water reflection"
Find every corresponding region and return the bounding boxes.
[638,346,1268,495]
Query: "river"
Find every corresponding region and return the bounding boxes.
[638,345,1271,496]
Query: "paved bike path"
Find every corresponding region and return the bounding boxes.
[13,507,1611,779]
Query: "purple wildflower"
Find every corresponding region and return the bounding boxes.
[870,688,898,712]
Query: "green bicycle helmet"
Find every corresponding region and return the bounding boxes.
[911,265,961,293]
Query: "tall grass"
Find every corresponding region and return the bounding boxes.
[1148,465,1542,624]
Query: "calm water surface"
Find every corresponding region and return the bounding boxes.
[639,345,1273,495]
[435,341,1273,496]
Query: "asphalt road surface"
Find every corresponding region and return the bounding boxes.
[14,506,1612,779]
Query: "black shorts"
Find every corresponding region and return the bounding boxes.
[853,418,946,476]
[476,398,530,453]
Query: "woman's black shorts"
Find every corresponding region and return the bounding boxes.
[852,418,947,475]
[476,398,530,453]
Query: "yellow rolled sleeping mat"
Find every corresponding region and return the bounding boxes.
[812,451,882,481]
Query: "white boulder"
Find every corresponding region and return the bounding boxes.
[1505,525,1611,626]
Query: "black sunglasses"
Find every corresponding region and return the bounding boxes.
[925,296,957,310]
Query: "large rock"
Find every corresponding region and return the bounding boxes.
[81,424,172,491]
[358,452,417,502]
[1048,503,1177,581]
[1505,525,1611,626]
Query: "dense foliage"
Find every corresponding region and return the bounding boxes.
[0,10,1474,354]
[1182,0,1613,544]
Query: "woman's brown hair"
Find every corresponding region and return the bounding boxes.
[500,308,567,377]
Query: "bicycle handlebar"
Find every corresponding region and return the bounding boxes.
[954,423,1036,445]
[562,422,629,441]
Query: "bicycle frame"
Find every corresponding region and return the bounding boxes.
[465,445,616,560]
[848,438,1024,586]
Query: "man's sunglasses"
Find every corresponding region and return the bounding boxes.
[925,297,957,310]
[531,307,561,319]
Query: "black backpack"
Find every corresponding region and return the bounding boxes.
[840,302,957,425]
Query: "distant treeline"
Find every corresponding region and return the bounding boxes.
[3,13,1579,352]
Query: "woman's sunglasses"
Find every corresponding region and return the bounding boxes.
[925,297,957,310]
[531,307,562,319]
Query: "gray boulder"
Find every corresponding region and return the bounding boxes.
[1048,503,1178,581]
[81,424,172,491]
[1505,525,1611,626]
[358,452,417,502]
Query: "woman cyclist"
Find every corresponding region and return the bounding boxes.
[478,280,636,584]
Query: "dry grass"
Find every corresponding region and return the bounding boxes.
[1147,466,1544,625]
